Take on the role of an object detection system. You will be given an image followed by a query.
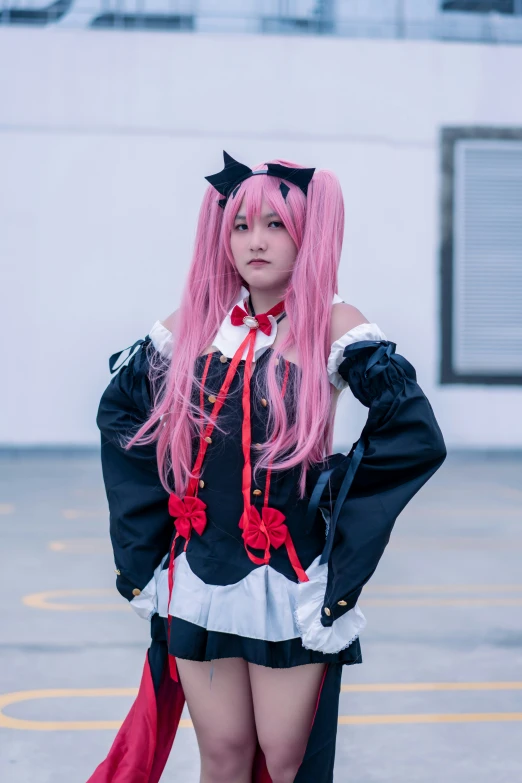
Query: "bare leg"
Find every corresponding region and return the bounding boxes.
[248,661,327,783]
[176,657,257,783]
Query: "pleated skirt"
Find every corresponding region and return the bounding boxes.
[165,616,363,668]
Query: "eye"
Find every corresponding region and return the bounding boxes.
[269,221,284,229]
[234,223,248,231]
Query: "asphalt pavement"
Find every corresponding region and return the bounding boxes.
[1,449,521,782]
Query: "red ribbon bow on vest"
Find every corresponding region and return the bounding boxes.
[239,505,309,582]
[239,505,287,551]
[230,304,281,335]
[168,493,207,539]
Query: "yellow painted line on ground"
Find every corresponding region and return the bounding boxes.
[389,537,522,549]
[0,688,193,731]
[2,685,522,731]
[48,539,111,554]
[22,589,129,612]
[46,538,522,557]
[339,712,522,724]
[0,503,15,515]
[22,586,522,612]
[401,508,522,519]
[361,598,522,607]
[0,689,137,731]
[342,681,522,692]
[364,583,522,594]
[24,580,522,612]
[361,583,522,606]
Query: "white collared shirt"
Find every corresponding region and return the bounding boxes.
[148,285,386,390]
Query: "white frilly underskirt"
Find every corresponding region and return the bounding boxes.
[131,550,366,656]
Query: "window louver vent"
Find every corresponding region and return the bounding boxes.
[453,140,522,376]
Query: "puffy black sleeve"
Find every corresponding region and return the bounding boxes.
[319,339,447,628]
[96,336,172,617]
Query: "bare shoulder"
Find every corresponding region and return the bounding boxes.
[330,302,369,345]
[161,308,180,334]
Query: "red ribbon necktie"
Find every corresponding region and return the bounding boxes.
[230,304,274,335]
[166,294,309,681]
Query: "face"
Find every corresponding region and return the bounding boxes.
[230,195,298,291]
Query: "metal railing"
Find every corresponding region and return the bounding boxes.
[1,1,522,44]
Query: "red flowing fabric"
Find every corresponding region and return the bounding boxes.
[86,652,185,783]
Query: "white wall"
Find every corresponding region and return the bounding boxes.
[1,28,521,448]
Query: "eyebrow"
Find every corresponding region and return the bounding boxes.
[234,212,280,220]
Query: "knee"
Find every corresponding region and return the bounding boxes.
[200,731,256,782]
[261,741,307,783]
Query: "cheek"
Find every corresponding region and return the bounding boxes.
[229,231,243,260]
[280,233,298,264]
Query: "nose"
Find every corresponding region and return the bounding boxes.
[249,224,267,253]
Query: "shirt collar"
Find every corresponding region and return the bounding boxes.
[149,286,344,362]
[212,285,281,362]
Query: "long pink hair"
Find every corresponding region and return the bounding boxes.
[124,158,345,499]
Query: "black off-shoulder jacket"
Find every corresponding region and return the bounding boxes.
[96,335,447,630]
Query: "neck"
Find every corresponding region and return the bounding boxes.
[246,286,286,315]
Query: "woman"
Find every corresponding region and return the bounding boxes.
[89,152,447,783]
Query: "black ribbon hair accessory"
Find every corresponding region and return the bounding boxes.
[205,151,316,209]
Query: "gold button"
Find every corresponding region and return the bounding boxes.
[260,398,268,407]
[337,600,347,606]
[204,436,212,444]
[253,489,262,496]
[208,394,217,403]
[132,588,141,597]
[199,479,205,489]
[253,443,263,449]
[220,354,228,363]
[115,568,121,575]
[324,606,331,616]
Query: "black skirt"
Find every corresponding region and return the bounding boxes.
[165,616,363,668]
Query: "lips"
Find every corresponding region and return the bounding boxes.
[248,259,270,264]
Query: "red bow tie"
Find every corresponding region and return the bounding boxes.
[230,298,285,336]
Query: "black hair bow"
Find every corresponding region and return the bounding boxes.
[205,151,315,208]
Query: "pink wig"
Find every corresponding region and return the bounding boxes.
[124,158,345,499]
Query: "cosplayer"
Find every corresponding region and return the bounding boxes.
[88,152,447,783]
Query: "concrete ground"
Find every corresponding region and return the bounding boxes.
[0,449,521,783]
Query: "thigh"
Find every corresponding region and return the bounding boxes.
[248,662,326,761]
[176,657,257,752]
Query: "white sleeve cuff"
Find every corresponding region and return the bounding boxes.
[149,320,173,360]
[327,322,387,391]
[293,557,367,654]
[129,570,159,621]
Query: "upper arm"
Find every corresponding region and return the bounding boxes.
[327,303,387,392]
[161,308,180,335]
[330,302,368,346]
